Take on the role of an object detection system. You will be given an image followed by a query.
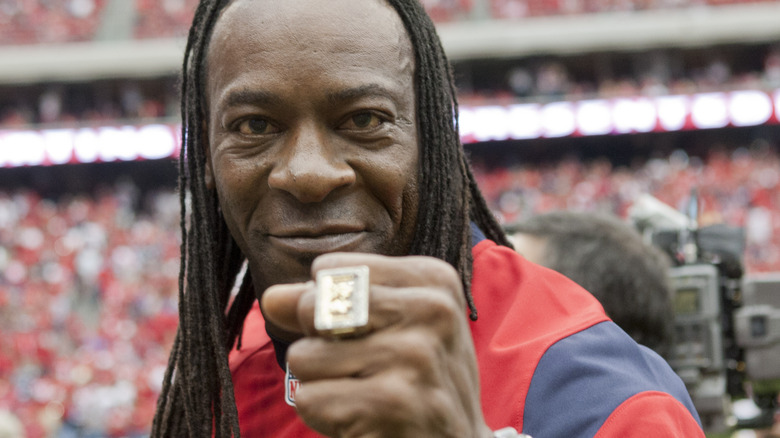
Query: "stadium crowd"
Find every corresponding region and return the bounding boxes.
[472,143,780,272]
[1,46,779,129]
[1,0,779,46]
[0,0,105,46]
[1,142,778,435]
[133,0,199,40]
[2,0,780,436]
[0,184,180,437]
[487,0,780,19]
[0,80,176,129]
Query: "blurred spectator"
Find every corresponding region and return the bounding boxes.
[507,66,535,98]
[535,62,571,98]
[3,45,780,128]
[0,137,779,436]
[489,0,779,18]
[506,211,676,359]
[133,0,199,39]
[0,410,24,438]
[419,0,474,21]
[0,185,180,437]
[0,0,104,45]
[3,0,780,46]
[472,144,780,275]
[0,81,175,128]
[38,88,63,125]
[764,47,780,88]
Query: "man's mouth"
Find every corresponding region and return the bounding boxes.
[268,229,366,255]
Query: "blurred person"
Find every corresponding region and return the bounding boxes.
[763,47,780,88]
[38,88,63,124]
[506,210,676,359]
[151,0,703,436]
[0,410,24,438]
[66,0,96,18]
[120,84,144,120]
[507,66,534,98]
[535,62,570,98]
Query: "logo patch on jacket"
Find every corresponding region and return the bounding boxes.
[285,362,300,406]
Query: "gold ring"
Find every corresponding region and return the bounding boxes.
[314,265,370,339]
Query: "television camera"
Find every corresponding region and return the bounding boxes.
[630,193,780,432]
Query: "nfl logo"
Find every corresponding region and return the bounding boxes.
[285,362,300,406]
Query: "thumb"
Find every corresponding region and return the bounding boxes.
[260,281,312,337]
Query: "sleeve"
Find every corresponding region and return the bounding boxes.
[593,392,705,438]
[522,321,703,438]
[468,241,703,437]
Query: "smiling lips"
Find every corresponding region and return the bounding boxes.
[268,228,367,255]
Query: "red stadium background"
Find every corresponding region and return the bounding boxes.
[1,0,779,436]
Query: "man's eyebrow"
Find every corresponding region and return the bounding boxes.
[326,84,397,104]
[220,89,282,109]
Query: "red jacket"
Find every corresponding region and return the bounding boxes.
[228,240,704,437]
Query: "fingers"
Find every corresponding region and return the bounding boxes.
[260,253,487,437]
[293,373,416,438]
[261,281,312,335]
[261,253,466,338]
[293,371,462,438]
[286,327,442,382]
[312,253,463,303]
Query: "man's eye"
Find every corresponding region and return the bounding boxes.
[342,112,384,130]
[237,118,276,135]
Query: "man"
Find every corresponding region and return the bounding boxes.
[151,0,705,436]
[506,211,676,359]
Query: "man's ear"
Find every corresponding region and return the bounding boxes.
[203,120,216,190]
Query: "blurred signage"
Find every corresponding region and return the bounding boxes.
[0,124,180,167]
[1,88,779,167]
[458,88,780,144]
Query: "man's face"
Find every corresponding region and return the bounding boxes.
[204,0,419,293]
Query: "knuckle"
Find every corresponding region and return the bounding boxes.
[285,338,319,378]
[396,330,439,367]
[411,257,464,301]
[372,372,415,412]
[415,292,462,337]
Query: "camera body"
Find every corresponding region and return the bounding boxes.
[654,228,780,431]
[666,263,738,430]
[735,274,780,383]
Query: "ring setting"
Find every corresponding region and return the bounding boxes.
[314,265,370,338]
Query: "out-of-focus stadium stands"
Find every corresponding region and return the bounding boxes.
[2,140,779,435]
[0,185,180,437]
[472,143,780,272]
[2,0,780,436]
[0,79,176,127]
[2,45,778,128]
[488,0,780,18]
[133,0,199,39]
[2,0,779,48]
[0,0,105,46]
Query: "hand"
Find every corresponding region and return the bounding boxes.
[261,252,493,438]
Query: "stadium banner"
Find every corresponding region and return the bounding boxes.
[1,88,779,167]
[0,123,181,168]
[459,88,780,143]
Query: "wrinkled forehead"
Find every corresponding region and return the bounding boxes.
[205,0,414,70]
[200,0,418,112]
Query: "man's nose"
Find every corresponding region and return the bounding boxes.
[267,125,356,203]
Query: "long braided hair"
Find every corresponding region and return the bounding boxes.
[151,0,511,435]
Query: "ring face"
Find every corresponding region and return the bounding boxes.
[314,266,370,338]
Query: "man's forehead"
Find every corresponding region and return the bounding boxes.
[205,0,416,101]
[211,0,408,45]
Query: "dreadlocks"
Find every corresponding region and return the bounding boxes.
[151,0,510,435]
